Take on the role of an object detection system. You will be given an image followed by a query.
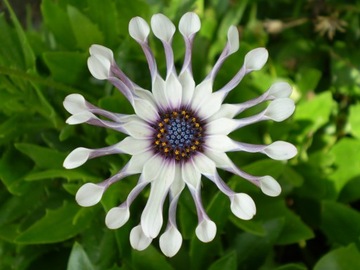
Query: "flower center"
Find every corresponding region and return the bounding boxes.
[152,109,205,161]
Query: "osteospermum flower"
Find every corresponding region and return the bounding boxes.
[63,12,297,257]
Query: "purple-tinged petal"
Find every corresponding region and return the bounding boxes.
[130,225,152,251]
[76,183,105,207]
[244,48,268,71]
[129,16,150,43]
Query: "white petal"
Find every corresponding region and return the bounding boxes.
[204,148,232,170]
[63,147,91,169]
[66,111,95,125]
[75,183,105,207]
[205,135,237,152]
[159,226,182,257]
[165,73,182,109]
[179,69,195,106]
[129,16,150,43]
[179,12,201,37]
[244,48,268,71]
[122,118,153,139]
[151,14,175,42]
[117,137,151,155]
[264,98,295,122]
[263,141,297,160]
[142,154,164,182]
[126,150,154,174]
[152,75,168,109]
[190,79,213,109]
[259,176,281,197]
[268,82,292,98]
[182,161,201,189]
[87,54,111,80]
[130,225,152,251]
[141,163,175,238]
[170,165,185,196]
[208,104,239,121]
[195,219,217,242]
[227,26,239,54]
[89,44,114,60]
[230,193,256,220]
[105,206,130,229]
[196,91,224,120]
[206,117,238,135]
[63,94,87,114]
[192,153,216,176]
[133,98,159,123]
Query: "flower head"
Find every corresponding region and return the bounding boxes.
[63,12,297,257]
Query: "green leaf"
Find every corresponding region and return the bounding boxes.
[24,169,97,182]
[293,91,334,140]
[208,251,237,270]
[131,245,174,270]
[295,68,322,94]
[328,138,360,192]
[320,200,360,246]
[67,5,104,50]
[235,218,284,269]
[15,201,96,244]
[15,143,65,169]
[275,263,307,270]
[257,198,314,245]
[41,0,76,48]
[3,0,36,69]
[229,216,265,236]
[314,243,360,270]
[67,242,95,270]
[43,51,87,84]
[0,148,33,195]
[348,103,360,139]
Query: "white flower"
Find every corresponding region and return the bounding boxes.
[63,12,297,257]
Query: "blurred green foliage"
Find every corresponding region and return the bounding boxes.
[0,0,360,269]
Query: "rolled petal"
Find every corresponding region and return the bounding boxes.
[264,98,295,122]
[130,225,152,251]
[259,176,281,197]
[63,147,91,169]
[230,193,256,220]
[89,44,114,60]
[151,14,175,42]
[87,45,114,80]
[179,12,201,37]
[129,16,150,43]
[268,82,292,98]
[63,94,87,114]
[152,75,168,109]
[142,154,164,182]
[159,226,182,257]
[195,219,217,243]
[263,141,297,160]
[227,25,240,54]
[105,205,130,229]
[75,183,105,207]
[66,111,95,125]
[244,48,268,71]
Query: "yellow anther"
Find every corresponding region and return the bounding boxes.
[164,118,169,123]
[157,133,162,138]
[175,150,180,155]
[195,140,200,145]
[158,122,164,127]
[195,123,200,128]
[160,128,165,133]
[164,148,169,153]
[181,110,186,115]
[191,146,197,150]
[155,140,160,145]
[192,117,196,122]
[161,142,167,146]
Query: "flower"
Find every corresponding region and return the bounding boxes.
[63,12,297,257]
